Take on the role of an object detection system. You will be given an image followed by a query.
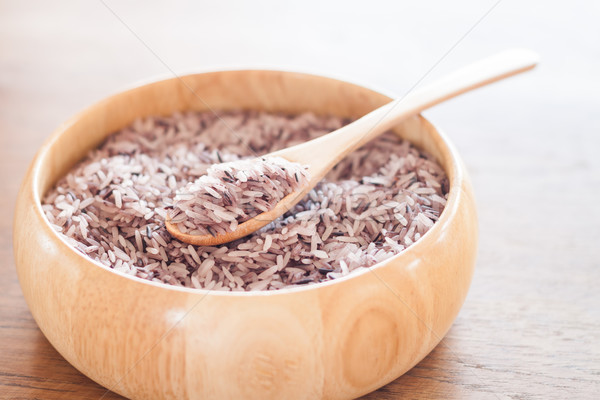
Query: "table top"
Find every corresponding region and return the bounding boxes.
[1,1,598,399]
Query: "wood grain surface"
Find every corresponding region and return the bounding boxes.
[1,1,599,399]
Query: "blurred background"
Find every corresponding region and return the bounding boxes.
[1,0,599,398]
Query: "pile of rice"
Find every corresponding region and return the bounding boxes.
[42,111,448,291]
[169,157,309,236]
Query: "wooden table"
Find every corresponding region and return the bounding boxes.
[1,1,598,398]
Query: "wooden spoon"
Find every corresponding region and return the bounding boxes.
[166,48,539,246]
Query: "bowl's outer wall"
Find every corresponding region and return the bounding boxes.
[13,70,477,400]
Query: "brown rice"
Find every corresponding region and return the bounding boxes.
[41,110,448,291]
[169,157,308,236]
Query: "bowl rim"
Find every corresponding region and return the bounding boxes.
[28,69,465,297]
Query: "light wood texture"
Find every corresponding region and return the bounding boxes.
[2,1,599,399]
[13,70,477,399]
[166,49,538,246]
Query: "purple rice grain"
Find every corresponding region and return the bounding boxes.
[42,110,448,291]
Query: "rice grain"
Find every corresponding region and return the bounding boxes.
[42,110,448,291]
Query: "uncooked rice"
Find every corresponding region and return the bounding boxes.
[169,157,309,236]
[42,110,449,291]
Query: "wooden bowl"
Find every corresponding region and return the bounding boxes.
[13,70,477,399]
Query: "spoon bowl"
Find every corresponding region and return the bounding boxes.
[165,187,310,246]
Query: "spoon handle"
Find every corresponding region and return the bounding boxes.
[275,48,539,180]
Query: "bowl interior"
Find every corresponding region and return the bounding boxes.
[32,70,460,296]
